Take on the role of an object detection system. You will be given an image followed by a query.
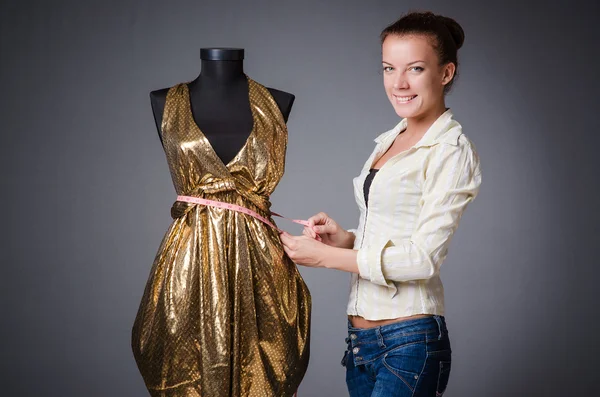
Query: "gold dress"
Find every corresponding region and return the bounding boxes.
[132,77,311,397]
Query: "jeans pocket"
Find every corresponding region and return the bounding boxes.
[381,342,426,392]
[436,360,451,396]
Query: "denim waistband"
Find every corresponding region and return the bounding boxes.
[347,315,447,345]
[344,316,449,366]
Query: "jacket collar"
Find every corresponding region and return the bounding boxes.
[374,109,461,147]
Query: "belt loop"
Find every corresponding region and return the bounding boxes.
[376,327,386,348]
[434,315,443,340]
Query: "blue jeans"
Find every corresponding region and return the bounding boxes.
[341,316,452,397]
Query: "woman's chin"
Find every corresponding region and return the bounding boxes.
[390,98,422,119]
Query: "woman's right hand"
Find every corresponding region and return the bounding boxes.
[302,212,355,249]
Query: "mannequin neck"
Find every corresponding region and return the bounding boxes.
[189,48,246,88]
[198,59,245,84]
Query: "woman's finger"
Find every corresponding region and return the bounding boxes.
[303,227,316,239]
[307,212,329,226]
[279,232,293,246]
[314,223,335,234]
[282,244,293,258]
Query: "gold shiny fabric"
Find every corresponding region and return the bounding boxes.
[132,77,311,397]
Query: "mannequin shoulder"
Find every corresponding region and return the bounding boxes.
[149,87,171,114]
[266,87,295,122]
[149,87,173,142]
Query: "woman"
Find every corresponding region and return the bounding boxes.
[280,11,482,397]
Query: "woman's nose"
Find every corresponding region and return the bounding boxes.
[393,78,409,89]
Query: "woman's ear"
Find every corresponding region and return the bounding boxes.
[441,63,456,86]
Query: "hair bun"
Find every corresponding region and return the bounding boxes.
[438,16,465,49]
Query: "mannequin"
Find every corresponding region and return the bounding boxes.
[149,48,295,165]
[134,47,309,397]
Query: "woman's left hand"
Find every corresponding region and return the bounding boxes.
[279,231,329,268]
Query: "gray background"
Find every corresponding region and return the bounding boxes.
[1,0,598,396]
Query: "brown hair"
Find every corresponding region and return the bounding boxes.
[380,11,465,93]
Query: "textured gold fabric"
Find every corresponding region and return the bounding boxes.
[132,77,311,397]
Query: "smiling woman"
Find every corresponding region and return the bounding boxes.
[279,11,481,397]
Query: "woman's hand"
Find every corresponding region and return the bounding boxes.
[280,231,360,274]
[302,212,355,249]
[279,232,329,268]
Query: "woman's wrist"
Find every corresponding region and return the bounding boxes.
[339,229,356,249]
[322,246,359,273]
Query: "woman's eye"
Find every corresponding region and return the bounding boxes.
[383,66,394,72]
[409,66,424,72]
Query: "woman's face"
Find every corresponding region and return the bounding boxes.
[382,34,455,120]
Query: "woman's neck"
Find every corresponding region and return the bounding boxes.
[403,102,447,137]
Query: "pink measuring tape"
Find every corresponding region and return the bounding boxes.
[176,195,321,241]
